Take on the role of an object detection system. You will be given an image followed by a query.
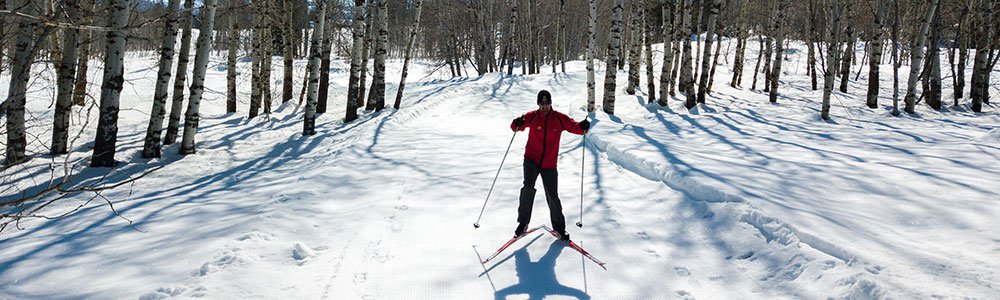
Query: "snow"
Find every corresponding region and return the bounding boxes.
[2,37,999,299]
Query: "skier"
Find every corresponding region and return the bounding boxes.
[510,90,590,241]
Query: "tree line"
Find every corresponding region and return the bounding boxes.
[1,0,998,169]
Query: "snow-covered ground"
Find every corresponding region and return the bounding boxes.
[2,37,999,299]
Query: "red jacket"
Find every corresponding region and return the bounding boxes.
[510,110,586,168]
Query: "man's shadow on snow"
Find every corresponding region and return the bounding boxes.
[492,239,591,300]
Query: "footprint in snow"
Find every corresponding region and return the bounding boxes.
[675,267,691,277]
[292,242,318,264]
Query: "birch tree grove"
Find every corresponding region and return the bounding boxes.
[142,0,182,159]
[346,0,366,122]
[52,0,81,155]
[179,0,220,155]
[303,0,327,136]
[603,0,626,115]
[91,0,131,167]
[393,0,424,110]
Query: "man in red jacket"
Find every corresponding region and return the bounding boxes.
[510,90,590,240]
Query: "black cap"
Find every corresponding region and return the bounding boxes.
[537,90,552,105]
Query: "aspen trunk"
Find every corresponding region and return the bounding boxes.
[821,0,842,120]
[696,0,719,104]
[644,2,656,103]
[925,1,942,110]
[660,1,675,105]
[261,5,273,115]
[165,0,195,145]
[91,0,131,167]
[141,0,181,159]
[505,0,518,75]
[586,0,597,111]
[72,0,94,106]
[680,0,696,109]
[768,0,787,103]
[303,0,327,135]
[282,0,295,103]
[626,0,643,95]
[4,0,43,166]
[603,0,625,115]
[346,0,366,122]
[249,6,264,119]
[370,0,389,111]
[839,5,854,93]
[866,0,885,108]
[179,0,220,154]
[903,0,939,114]
[318,1,334,114]
[226,0,239,113]
[394,0,423,109]
[52,0,82,155]
[970,0,993,112]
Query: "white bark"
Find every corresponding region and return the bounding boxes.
[4,0,41,166]
[91,0,131,167]
[52,0,81,155]
[179,0,220,154]
[370,0,388,111]
[226,0,239,113]
[346,0,366,122]
[165,0,195,145]
[697,0,720,104]
[586,0,597,111]
[303,0,327,136]
[679,0,696,109]
[626,0,643,95]
[142,0,182,159]
[768,0,788,103]
[602,0,625,115]
[394,0,423,109]
[822,0,842,120]
[866,0,885,108]
[903,0,939,114]
[659,1,675,105]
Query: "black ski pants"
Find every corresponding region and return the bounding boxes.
[517,158,566,233]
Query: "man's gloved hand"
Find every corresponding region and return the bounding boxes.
[513,116,526,127]
[579,120,591,131]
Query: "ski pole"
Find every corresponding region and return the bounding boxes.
[577,132,585,227]
[474,131,518,228]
